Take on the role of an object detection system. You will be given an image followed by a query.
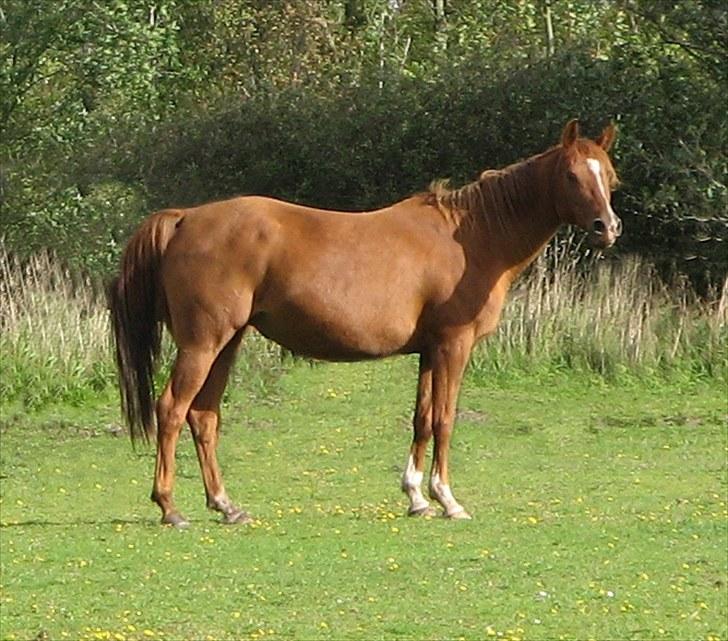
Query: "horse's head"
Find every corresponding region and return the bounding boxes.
[554,119,621,249]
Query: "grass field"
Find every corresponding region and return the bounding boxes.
[1,357,726,641]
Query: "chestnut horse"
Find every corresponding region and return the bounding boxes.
[110,119,621,527]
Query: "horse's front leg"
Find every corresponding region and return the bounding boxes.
[428,336,473,519]
[401,353,437,516]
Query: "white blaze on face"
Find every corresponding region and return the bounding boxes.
[586,158,617,220]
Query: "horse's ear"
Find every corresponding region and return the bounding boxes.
[596,122,617,151]
[561,119,580,148]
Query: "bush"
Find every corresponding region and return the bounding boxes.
[100,48,725,291]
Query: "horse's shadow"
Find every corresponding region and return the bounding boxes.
[0,517,189,528]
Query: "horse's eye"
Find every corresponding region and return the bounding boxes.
[567,171,579,183]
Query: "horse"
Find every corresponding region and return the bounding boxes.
[109,119,621,527]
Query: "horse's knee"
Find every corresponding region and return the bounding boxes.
[156,395,187,436]
[187,408,218,445]
[413,411,433,442]
[432,412,455,439]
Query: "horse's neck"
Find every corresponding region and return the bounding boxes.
[475,153,561,281]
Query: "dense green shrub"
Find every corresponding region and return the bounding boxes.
[100,47,725,290]
[2,2,725,290]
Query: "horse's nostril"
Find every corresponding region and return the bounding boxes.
[592,219,606,235]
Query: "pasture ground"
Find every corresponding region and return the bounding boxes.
[1,357,726,641]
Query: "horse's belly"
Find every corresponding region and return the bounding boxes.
[250,302,418,361]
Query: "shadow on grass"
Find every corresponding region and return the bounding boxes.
[0,515,248,528]
[0,517,162,528]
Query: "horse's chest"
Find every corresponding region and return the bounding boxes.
[473,286,508,340]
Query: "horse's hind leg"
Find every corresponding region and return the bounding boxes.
[187,330,251,525]
[152,347,220,527]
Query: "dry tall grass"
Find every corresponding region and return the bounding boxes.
[1,240,725,408]
[472,237,728,380]
[0,244,282,408]
[1,247,113,407]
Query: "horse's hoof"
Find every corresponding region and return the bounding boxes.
[222,510,252,525]
[161,512,190,529]
[408,504,438,517]
[446,509,473,520]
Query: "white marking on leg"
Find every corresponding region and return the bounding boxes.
[212,489,250,523]
[211,489,233,512]
[401,453,429,513]
[429,471,465,517]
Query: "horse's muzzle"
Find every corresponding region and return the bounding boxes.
[590,215,622,248]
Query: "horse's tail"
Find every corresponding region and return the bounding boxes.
[108,209,184,444]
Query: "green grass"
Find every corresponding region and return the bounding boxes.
[1,358,726,641]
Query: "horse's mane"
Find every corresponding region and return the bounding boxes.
[426,148,558,230]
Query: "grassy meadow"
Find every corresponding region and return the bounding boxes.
[1,359,726,641]
[1,243,727,640]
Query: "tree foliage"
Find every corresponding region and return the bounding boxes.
[1,0,725,288]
